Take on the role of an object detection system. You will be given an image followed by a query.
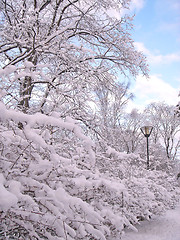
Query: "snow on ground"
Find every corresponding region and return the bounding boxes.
[121,204,180,240]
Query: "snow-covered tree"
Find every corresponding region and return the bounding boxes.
[144,102,180,161]
[118,109,144,153]
[90,80,133,148]
[0,0,148,115]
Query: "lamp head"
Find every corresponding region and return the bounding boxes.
[140,126,153,137]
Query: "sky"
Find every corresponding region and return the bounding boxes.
[123,0,180,112]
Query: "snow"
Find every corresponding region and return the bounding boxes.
[0,174,18,211]
[121,204,180,240]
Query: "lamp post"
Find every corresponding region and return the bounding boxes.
[140,126,153,170]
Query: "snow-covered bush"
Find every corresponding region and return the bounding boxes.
[0,102,137,239]
[0,102,180,239]
[96,146,180,222]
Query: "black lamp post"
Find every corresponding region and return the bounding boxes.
[140,126,153,170]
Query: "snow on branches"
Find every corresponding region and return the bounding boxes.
[0,1,179,239]
[0,101,180,239]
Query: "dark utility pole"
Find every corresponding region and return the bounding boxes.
[140,126,153,170]
[146,135,150,169]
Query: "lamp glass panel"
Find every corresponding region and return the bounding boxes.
[141,126,153,136]
[145,126,149,135]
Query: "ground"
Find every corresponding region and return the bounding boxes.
[121,204,180,240]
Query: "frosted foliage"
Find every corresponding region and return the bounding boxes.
[0,174,18,211]
[144,102,180,161]
[0,102,127,239]
[0,0,148,116]
[0,102,180,239]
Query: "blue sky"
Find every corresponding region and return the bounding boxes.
[124,0,180,111]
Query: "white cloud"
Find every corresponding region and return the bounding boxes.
[134,75,178,102]
[125,100,145,113]
[126,74,179,112]
[107,0,145,20]
[134,42,180,65]
[129,0,145,12]
[134,42,150,55]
